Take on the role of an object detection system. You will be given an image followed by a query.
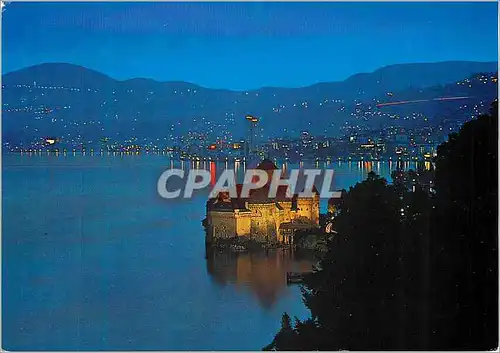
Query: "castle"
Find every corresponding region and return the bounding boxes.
[205,159,320,245]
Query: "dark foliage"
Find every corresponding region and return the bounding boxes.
[430,100,498,349]
[265,101,498,350]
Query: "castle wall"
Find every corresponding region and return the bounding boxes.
[295,196,320,225]
[247,203,279,242]
[276,201,293,223]
[207,194,320,244]
[312,194,319,225]
[209,211,237,239]
[296,198,313,221]
[312,194,320,225]
[234,210,252,236]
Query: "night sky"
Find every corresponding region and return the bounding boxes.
[3,2,498,90]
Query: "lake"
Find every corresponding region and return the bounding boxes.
[2,154,419,350]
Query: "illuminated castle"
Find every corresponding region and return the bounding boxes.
[205,159,320,244]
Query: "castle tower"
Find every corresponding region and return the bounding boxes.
[256,158,279,183]
[245,115,259,158]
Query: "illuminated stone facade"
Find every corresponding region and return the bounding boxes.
[205,159,319,244]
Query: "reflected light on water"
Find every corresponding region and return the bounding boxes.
[206,248,315,309]
[210,161,217,187]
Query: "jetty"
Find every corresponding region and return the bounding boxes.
[286,272,309,284]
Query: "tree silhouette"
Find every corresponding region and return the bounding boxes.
[265,101,498,350]
[429,100,498,349]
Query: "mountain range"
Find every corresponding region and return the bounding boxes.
[2,61,498,148]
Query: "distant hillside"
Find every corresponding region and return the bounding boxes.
[4,63,117,89]
[2,61,498,147]
[344,61,498,93]
[284,61,498,101]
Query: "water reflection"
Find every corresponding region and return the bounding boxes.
[206,248,316,309]
[210,161,217,186]
[166,159,425,188]
[3,155,431,350]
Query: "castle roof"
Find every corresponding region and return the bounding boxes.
[208,182,318,209]
[247,187,275,204]
[207,168,320,212]
[256,159,278,171]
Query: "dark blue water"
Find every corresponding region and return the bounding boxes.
[3,155,416,350]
